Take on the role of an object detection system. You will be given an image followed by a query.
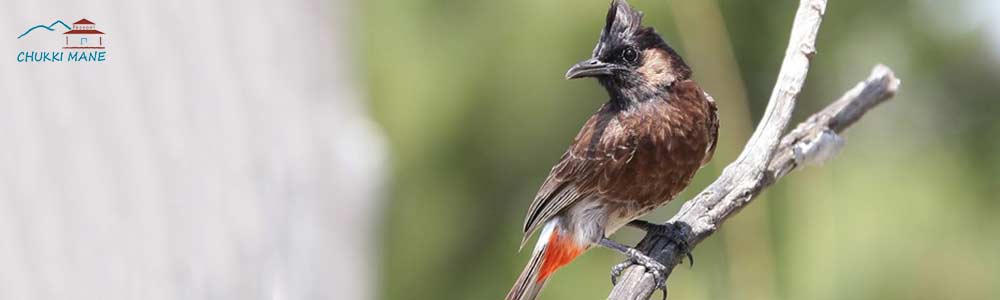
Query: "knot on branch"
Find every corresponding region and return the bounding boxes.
[792,129,844,166]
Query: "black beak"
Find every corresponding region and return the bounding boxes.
[565,58,615,79]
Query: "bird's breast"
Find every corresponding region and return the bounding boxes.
[572,97,713,209]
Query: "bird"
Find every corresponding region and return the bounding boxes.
[504,1,719,299]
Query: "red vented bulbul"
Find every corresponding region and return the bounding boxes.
[506,1,719,299]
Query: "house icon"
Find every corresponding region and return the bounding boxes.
[63,19,104,49]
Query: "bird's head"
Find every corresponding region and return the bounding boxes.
[566,0,691,102]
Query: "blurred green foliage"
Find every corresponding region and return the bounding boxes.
[362,0,1000,299]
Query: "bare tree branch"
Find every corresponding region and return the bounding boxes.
[606,0,903,298]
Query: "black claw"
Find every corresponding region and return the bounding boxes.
[670,232,694,269]
[678,237,694,268]
[662,222,694,269]
[621,220,697,300]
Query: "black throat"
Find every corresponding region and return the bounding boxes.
[599,76,670,111]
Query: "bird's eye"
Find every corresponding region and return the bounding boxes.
[622,47,639,63]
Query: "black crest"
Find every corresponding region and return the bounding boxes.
[594,0,644,55]
[604,0,643,39]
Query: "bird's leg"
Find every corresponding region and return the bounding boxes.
[598,237,668,300]
[627,220,695,268]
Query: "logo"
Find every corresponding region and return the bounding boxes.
[16,18,108,63]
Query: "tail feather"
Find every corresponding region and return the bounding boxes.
[506,220,585,300]
[505,243,548,300]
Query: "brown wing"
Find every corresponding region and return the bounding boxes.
[520,105,638,246]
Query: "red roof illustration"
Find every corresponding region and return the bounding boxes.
[64,30,104,34]
[65,18,104,34]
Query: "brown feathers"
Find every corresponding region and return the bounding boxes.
[521,80,718,242]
